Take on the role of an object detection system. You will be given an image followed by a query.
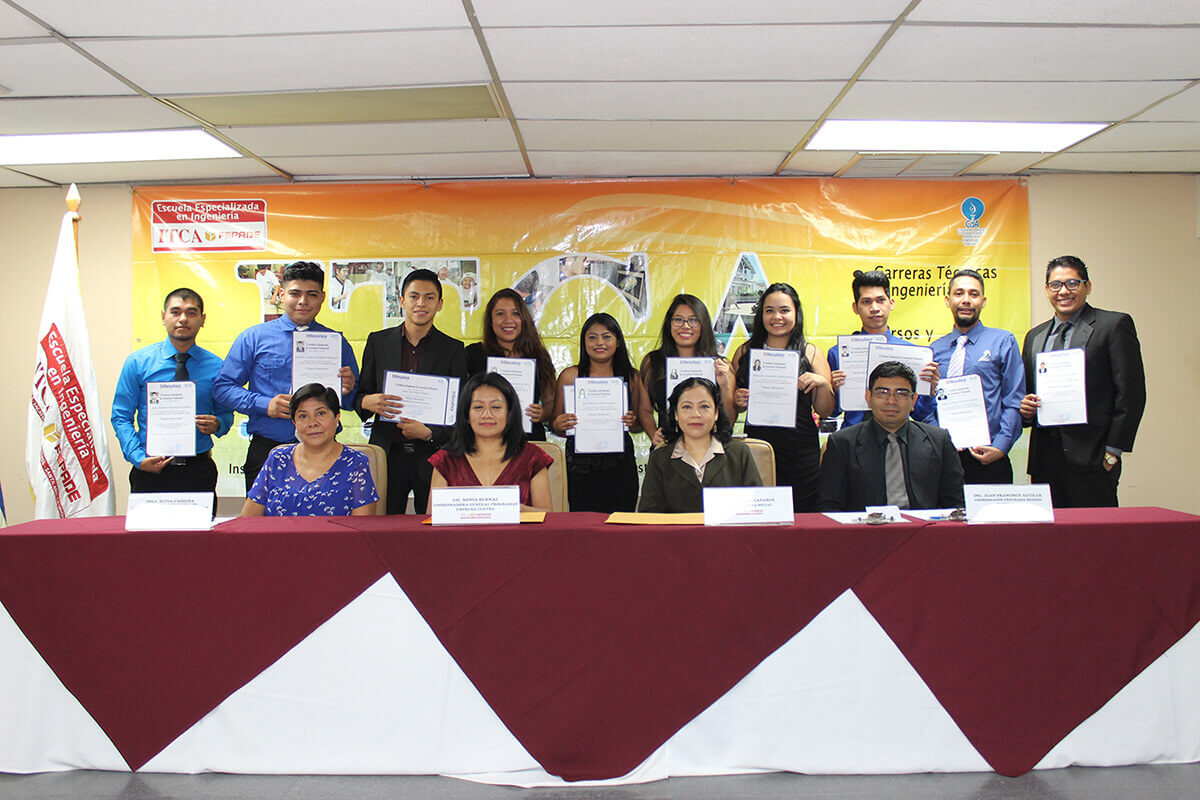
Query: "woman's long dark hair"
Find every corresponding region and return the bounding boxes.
[480,288,556,398]
[444,373,525,460]
[643,294,719,413]
[660,377,733,445]
[576,312,635,381]
[746,282,806,352]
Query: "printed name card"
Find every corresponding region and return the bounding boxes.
[965,484,1054,524]
[125,492,213,531]
[430,485,520,525]
[702,486,794,526]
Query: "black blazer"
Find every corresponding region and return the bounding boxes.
[1021,304,1146,471]
[818,419,964,512]
[637,439,763,513]
[354,325,467,456]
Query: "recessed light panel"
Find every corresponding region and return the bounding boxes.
[0,129,239,165]
[808,120,1107,153]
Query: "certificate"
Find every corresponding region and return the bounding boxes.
[573,377,625,453]
[145,381,196,457]
[836,334,887,412]
[746,348,799,427]
[866,342,935,395]
[666,357,715,399]
[382,372,460,426]
[934,374,992,449]
[291,331,341,394]
[487,356,536,434]
[1036,349,1087,426]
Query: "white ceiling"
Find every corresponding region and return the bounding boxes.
[1,0,1198,186]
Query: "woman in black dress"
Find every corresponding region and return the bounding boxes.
[731,283,834,512]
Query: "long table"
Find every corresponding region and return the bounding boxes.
[2,509,1199,786]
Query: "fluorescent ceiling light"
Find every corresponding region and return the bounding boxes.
[0,129,240,165]
[807,120,1107,153]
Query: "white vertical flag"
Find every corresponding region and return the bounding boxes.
[26,195,116,519]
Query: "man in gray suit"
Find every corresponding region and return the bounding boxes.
[819,361,964,512]
[1020,256,1146,507]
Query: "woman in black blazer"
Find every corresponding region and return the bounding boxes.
[638,377,762,513]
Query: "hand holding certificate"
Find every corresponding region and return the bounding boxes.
[487,356,536,434]
[291,331,342,394]
[573,377,625,453]
[381,371,460,426]
[746,348,800,427]
[666,357,716,399]
[866,342,935,395]
[146,381,197,457]
[935,374,991,449]
[836,335,887,411]
[1036,349,1087,426]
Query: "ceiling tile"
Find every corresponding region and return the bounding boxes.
[778,150,857,175]
[0,4,48,37]
[960,153,1044,174]
[834,81,1192,123]
[1136,84,1200,122]
[528,150,783,178]
[15,0,470,36]
[224,120,518,157]
[519,120,811,151]
[0,168,57,187]
[275,152,530,179]
[865,26,1200,81]
[910,0,1200,25]
[505,81,842,121]
[1069,122,1200,152]
[474,0,911,26]
[0,40,134,96]
[1030,151,1200,172]
[0,96,189,133]
[19,158,281,184]
[82,30,490,95]
[486,25,888,82]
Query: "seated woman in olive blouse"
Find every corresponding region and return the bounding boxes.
[429,372,553,512]
[241,383,378,517]
[638,377,762,513]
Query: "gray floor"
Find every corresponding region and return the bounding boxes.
[2,765,1199,800]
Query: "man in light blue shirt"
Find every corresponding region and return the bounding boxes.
[213,262,359,492]
[828,269,938,428]
[931,268,1026,484]
[111,288,233,499]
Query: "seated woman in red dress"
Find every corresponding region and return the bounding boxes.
[429,372,554,511]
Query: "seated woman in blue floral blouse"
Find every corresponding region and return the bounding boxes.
[241,383,378,517]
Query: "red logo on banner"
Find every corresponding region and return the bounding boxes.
[151,199,268,252]
[39,323,109,503]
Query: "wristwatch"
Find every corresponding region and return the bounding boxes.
[1103,452,1119,468]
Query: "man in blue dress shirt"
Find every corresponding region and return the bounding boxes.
[213,262,359,492]
[111,288,234,499]
[828,269,938,428]
[931,268,1026,484]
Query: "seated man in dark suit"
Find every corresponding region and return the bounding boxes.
[819,361,965,512]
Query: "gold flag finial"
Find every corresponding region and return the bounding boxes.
[65,183,81,215]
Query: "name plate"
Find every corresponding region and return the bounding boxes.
[431,486,520,526]
[965,484,1054,524]
[125,492,213,531]
[702,486,794,526]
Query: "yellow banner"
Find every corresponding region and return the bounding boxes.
[132,178,1029,494]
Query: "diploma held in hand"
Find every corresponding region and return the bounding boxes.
[934,374,991,449]
[746,348,800,427]
[866,342,935,395]
[487,356,536,434]
[381,371,460,426]
[146,381,197,457]
[573,377,625,453]
[1036,349,1087,426]
[291,331,342,394]
[837,334,886,411]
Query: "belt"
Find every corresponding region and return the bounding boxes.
[168,450,213,467]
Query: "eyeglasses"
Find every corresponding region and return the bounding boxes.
[871,387,914,400]
[670,316,702,328]
[1047,279,1084,291]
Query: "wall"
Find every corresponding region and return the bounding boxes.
[0,175,1195,524]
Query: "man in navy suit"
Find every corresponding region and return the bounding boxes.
[819,361,964,513]
[1020,256,1146,507]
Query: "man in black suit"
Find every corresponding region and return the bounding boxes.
[1019,256,1146,508]
[356,269,467,514]
[819,361,964,512]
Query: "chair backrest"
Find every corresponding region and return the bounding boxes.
[268,443,388,516]
[740,437,777,487]
[529,440,568,512]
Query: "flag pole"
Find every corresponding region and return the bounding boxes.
[66,183,81,259]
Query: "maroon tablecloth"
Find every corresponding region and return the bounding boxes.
[853,507,1200,777]
[338,513,914,781]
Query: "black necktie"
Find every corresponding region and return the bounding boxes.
[174,351,190,381]
[1050,322,1073,351]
